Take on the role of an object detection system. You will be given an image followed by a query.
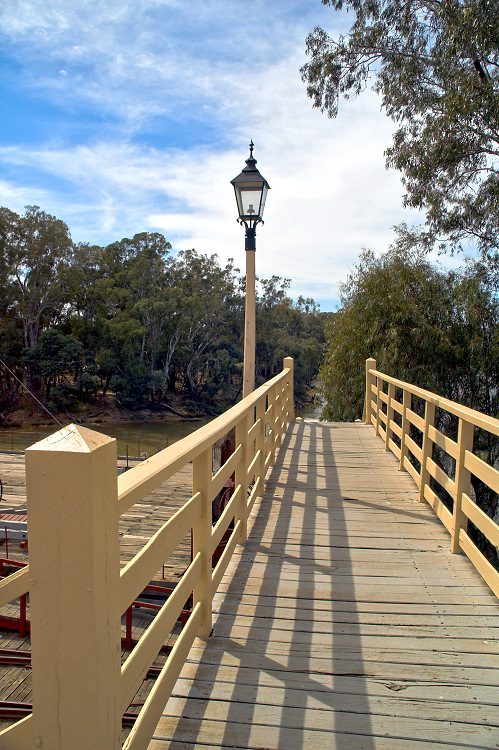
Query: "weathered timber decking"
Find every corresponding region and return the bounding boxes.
[150,420,499,750]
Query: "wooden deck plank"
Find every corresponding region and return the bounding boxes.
[173,663,499,702]
[213,602,499,627]
[184,645,497,687]
[159,694,497,744]
[149,733,487,750]
[153,708,496,750]
[150,421,499,750]
[164,683,497,726]
[173,664,499,721]
[212,614,498,639]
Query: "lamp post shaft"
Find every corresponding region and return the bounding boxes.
[243,243,256,398]
[231,141,269,400]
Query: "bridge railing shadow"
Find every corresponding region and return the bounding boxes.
[167,420,375,749]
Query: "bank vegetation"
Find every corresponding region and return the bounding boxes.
[0,205,327,425]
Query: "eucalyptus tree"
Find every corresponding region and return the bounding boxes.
[256,276,292,382]
[99,233,173,408]
[27,329,84,399]
[1,206,74,350]
[302,0,499,254]
[255,278,326,402]
[173,249,241,404]
[66,243,104,321]
[0,209,14,319]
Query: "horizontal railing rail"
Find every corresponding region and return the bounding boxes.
[365,357,499,599]
[0,358,294,750]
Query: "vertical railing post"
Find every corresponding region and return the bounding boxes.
[19,594,27,638]
[279,382,286,439]
[268,383,277,467]
[399,389,411,471]
[256,396,266,497]
[26,424,121,750]
[283,356,295,422]
[385,382,395,451]
[192,447,213,637]
[365,358,376,425]
[235,412,250,544]
[419,400,436,503]
[274,384,283,450]
[451,419,474,554]
[125,606,133,651]
[375,376,382,435]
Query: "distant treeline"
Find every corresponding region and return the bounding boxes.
[0,205,328,420]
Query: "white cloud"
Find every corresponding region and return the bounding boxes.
[0,180,51,210]
[0,91,418,305]
[1,0,426,308]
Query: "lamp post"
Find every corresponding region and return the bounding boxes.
[231,141,270,398]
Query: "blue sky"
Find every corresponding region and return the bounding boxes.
[1,0,425,310]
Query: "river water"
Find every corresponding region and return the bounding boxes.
[0,419,210,456]
[0,403,321,455]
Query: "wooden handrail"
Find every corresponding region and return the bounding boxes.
[365,358,499,599]
[0,358,294,750]
[0,566,29,608]
[120,553,203,712]
[369,366,499,436]
[117,367,292,515]
[119,492,203,615]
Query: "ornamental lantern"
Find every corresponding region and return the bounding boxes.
[231,141,270,247]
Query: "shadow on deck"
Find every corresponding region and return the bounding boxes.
[149,421,499,750]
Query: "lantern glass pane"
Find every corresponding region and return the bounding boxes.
[260,185,268,217]
[239,188,263,218]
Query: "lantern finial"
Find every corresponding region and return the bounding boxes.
[244,140,258,171]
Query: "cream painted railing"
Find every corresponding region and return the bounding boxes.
[365,357,499,599]
[0,358,294,750]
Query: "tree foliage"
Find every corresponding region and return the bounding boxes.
[301,0,499,254]
[0,206,326,420]
[0,206,73,349]
[320,246,499,421]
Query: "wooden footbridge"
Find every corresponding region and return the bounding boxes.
[1,358,498,749]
